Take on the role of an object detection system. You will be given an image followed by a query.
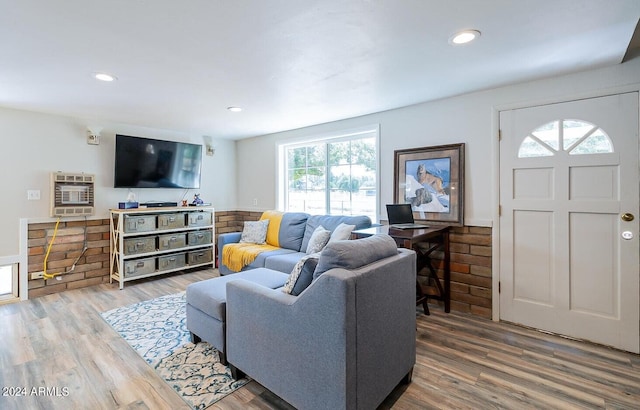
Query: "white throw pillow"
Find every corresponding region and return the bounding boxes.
[305,225,331,254]
[282,253,320,295]
[239,219,269,244]
[328,223,356,243]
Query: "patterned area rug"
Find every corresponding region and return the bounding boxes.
[101,292,248,409]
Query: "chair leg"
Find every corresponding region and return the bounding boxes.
[401,367,413,385]
[427,262,445,299]
[415,243,443,315]
[418,255,443,315]
[422,299,430,315]
[218,350,227,366]
[190,332,201,344]
[229,364,245,380]
[416,280,430,315]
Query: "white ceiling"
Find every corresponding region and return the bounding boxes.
[1,0,639,140]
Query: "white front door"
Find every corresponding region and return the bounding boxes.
[499,93,639,353]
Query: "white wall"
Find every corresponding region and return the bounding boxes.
[236,56,640,225]
[0,108,236,256]
[2,56,638,259]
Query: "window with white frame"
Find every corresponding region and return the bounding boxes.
[518,119,614,158]
[0,264,18,303]
[279,126,378,220]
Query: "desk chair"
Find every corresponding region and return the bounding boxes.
[414,241,445,315]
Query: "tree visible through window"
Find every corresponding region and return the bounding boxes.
[281,129,378,219]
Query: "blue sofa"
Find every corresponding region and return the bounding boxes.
[217,212,372,275]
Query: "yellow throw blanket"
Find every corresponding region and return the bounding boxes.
[222,243,280,272]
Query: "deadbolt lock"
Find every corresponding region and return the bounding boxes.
[621,213,634,222]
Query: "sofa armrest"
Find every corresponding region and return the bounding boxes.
[217,232,242,273]
[218,231,242,248]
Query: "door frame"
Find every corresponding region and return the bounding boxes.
[492,84,640,322]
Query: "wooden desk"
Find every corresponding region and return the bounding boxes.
[352,225,450,314]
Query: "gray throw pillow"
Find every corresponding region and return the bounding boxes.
[313,234,398,280]
[305,225,331,254]
[239,219,269,244]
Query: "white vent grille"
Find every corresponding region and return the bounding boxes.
[51,172,95,217]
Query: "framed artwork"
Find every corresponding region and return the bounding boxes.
[393,143,465,226]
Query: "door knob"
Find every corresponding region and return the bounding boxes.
[621,213,634,222]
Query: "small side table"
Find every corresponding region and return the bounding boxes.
[352,225,450,314]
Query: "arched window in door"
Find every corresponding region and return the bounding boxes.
[518,119,614,158]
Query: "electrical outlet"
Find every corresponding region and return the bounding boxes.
[31,271,44,280]
[253,198,258,206]
[27,190,41,200]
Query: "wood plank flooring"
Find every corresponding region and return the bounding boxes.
[0,269,638,409]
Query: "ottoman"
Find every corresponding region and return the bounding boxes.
[186,268,289,364]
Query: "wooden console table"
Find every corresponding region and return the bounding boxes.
[352,225,450,314]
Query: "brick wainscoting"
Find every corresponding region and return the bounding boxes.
[27,219,111,298]
[428,226,492,319]
[27,211,493,319]
[27,211,251,298]
[225,213,493,319]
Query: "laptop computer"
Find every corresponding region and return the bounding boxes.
[386,204,428,229]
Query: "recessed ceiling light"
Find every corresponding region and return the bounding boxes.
[93,72,117,82]
[449,30,481,45]
[227,106,242,112]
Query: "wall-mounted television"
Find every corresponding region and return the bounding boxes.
[114,134,202,189]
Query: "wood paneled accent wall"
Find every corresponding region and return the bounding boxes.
[26,211,493,319]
